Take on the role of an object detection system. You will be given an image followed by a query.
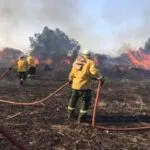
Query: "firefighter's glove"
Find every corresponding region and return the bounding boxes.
[97,76,105,86]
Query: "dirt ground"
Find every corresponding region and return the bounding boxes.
[0,69,150,150]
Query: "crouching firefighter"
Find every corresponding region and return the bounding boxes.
[17,55,28,85]
[67,49,103,123]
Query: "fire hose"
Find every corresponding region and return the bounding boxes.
[0,82,69,106]
[0,66,150,139]
[0,82,69,150]
[0,78,150,131]
[0,65,69,106]
[0,81,150,150]
[0,126,26,150]
[92,80,150,131]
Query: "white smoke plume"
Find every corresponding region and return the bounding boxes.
[0,0,150,56]
[0,0,101,53]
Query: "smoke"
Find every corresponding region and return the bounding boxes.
[1,0,150,56]
[0,0,76,48]
[0,0,101,53]
[102,0,150,55]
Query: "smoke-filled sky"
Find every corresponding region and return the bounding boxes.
[0,0,150,56]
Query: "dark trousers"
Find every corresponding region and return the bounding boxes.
[18,72,26,80]
[68,89,92,121]
[28,66,36,76]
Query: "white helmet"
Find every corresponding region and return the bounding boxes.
[82,49,91,55]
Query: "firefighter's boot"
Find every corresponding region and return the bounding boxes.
[67,109,76,120]
[77,111,88,123]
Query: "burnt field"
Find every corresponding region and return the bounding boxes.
[0,68,150,150]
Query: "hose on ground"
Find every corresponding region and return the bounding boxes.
[0,126,26,150]
[0,82,69,106]
[92,80,150,131]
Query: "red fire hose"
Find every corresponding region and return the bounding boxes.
[92,80,150,131]
[0,82,69,106]
[0,126,26,150]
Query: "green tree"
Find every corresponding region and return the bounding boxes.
[29,26,80,59]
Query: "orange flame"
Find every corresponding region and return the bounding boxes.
[128,50,150,70]
[34,58,40,65]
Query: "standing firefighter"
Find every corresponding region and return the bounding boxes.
[68,50,102,123]
[17,55,28,85]
[27,54,36,79]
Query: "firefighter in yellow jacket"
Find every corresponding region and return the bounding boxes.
[17,55,28,85]
[27,54,36,79]
[68,49,102,123]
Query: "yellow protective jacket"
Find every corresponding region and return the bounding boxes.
[27,56,35,67]
[69,55,100,90]
[17,58,28,72]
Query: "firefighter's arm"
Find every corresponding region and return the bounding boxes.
[89,61,101,78]
[89,61,105,85]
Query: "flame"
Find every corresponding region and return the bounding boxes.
[34,58,40,65]
[128,50,150,70]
